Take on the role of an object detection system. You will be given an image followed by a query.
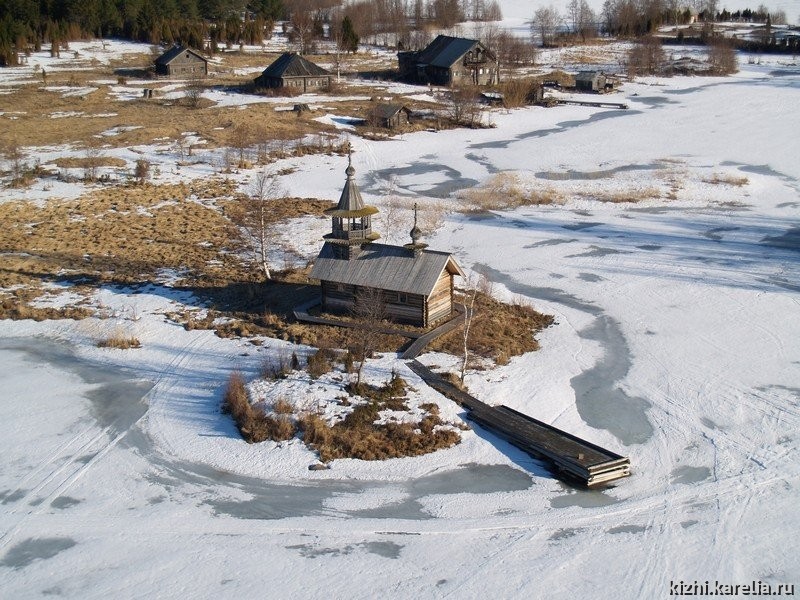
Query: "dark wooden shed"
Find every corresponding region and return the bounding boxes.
[154,45,208,77]
[575,71,606,92]
[369,103,412,129]
[254,53,332,92]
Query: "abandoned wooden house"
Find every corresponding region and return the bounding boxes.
[154,45,208,77]
[253,53,332,92]
[368,103,412,129]
[575,70,606,92]
[398,35,499,86]
[309,157,464,327]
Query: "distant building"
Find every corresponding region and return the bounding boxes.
[398,35,498,86]
[368,103,412,128]
[154,45,208,77]
[575,70,606,92]
[254,53,332,92]
[309,157,464,327]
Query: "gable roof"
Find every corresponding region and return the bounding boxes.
[576,70,602,81]
[310,242,464,296]
[371,103,411,120]
[258,53,331,79]
[416,35,494,68]
[155,45,207,66]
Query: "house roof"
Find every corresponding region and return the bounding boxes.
[325,156,378,217]
[155,45,207,66]
[257,52,331,79]
[576,70,602,81]
[310,242,464,296]
[371,103,411,120]
[416,35,495,68]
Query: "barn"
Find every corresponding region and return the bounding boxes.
[309,157,464,328]
[154,45,208,77]
[253,53,332,92]
[398,35,498,86]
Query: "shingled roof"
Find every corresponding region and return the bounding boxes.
[155,45,207,66]
[258,52,331,78]
[310,242,464,296]
[370,103,411,120]
[415,35,494,68]
[325,155,378,218]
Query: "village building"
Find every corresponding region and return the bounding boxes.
[154,45,208,77]
[253,53,332,92]
[309,157,464,328]
[575,70,606,92]
[398,35,499,86]
[368,103,412,129]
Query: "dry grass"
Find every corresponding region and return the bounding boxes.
[430,291,554,363]
[53,156,127,169]
[584,186,663,203]
[459,172,565,211]
[97,333,141,349]
[702,173,749,187]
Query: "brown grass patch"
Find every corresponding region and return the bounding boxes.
[430,291,554,363]
[702,173,749,187]
[97,334,141,349]
[459,172,564,211]
[53,156,127,169]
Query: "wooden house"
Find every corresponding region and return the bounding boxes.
[398,35,498,86]
[253,53,332,92]
[154,45,208,77]
[309,157,464,327]
[368,103,412,129]
[575,70,606,92]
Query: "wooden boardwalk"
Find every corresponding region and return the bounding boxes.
[556,99,629,109]
[406,360,631,487]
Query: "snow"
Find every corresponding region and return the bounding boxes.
[1,35,799,599]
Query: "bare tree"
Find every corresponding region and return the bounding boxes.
[83,139,102,182]
[229,124,252,169]
[448,87,484,127]
[531,5,561,47]
[459,277,478,383]
[235,169,283,280]
[627,35,667,76]
[350,287,387,387]
[707,38,738,74]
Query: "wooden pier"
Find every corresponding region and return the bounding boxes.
[407,360,631,487]
[556,99,629,109]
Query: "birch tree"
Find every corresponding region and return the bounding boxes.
[236,169,282,280]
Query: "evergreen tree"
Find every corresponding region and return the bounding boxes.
[341,15,358,53]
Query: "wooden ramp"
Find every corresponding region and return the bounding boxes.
[556,99,629,109]
[407,361,631,487]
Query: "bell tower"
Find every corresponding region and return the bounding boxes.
[324,151,380,259]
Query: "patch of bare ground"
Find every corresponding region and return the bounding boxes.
[53,156,127,169]
[429,291,554,365]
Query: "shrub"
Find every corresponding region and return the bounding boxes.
[222,372,297,443]
[307,347,335,378]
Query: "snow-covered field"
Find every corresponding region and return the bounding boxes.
[1,34,799,599]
